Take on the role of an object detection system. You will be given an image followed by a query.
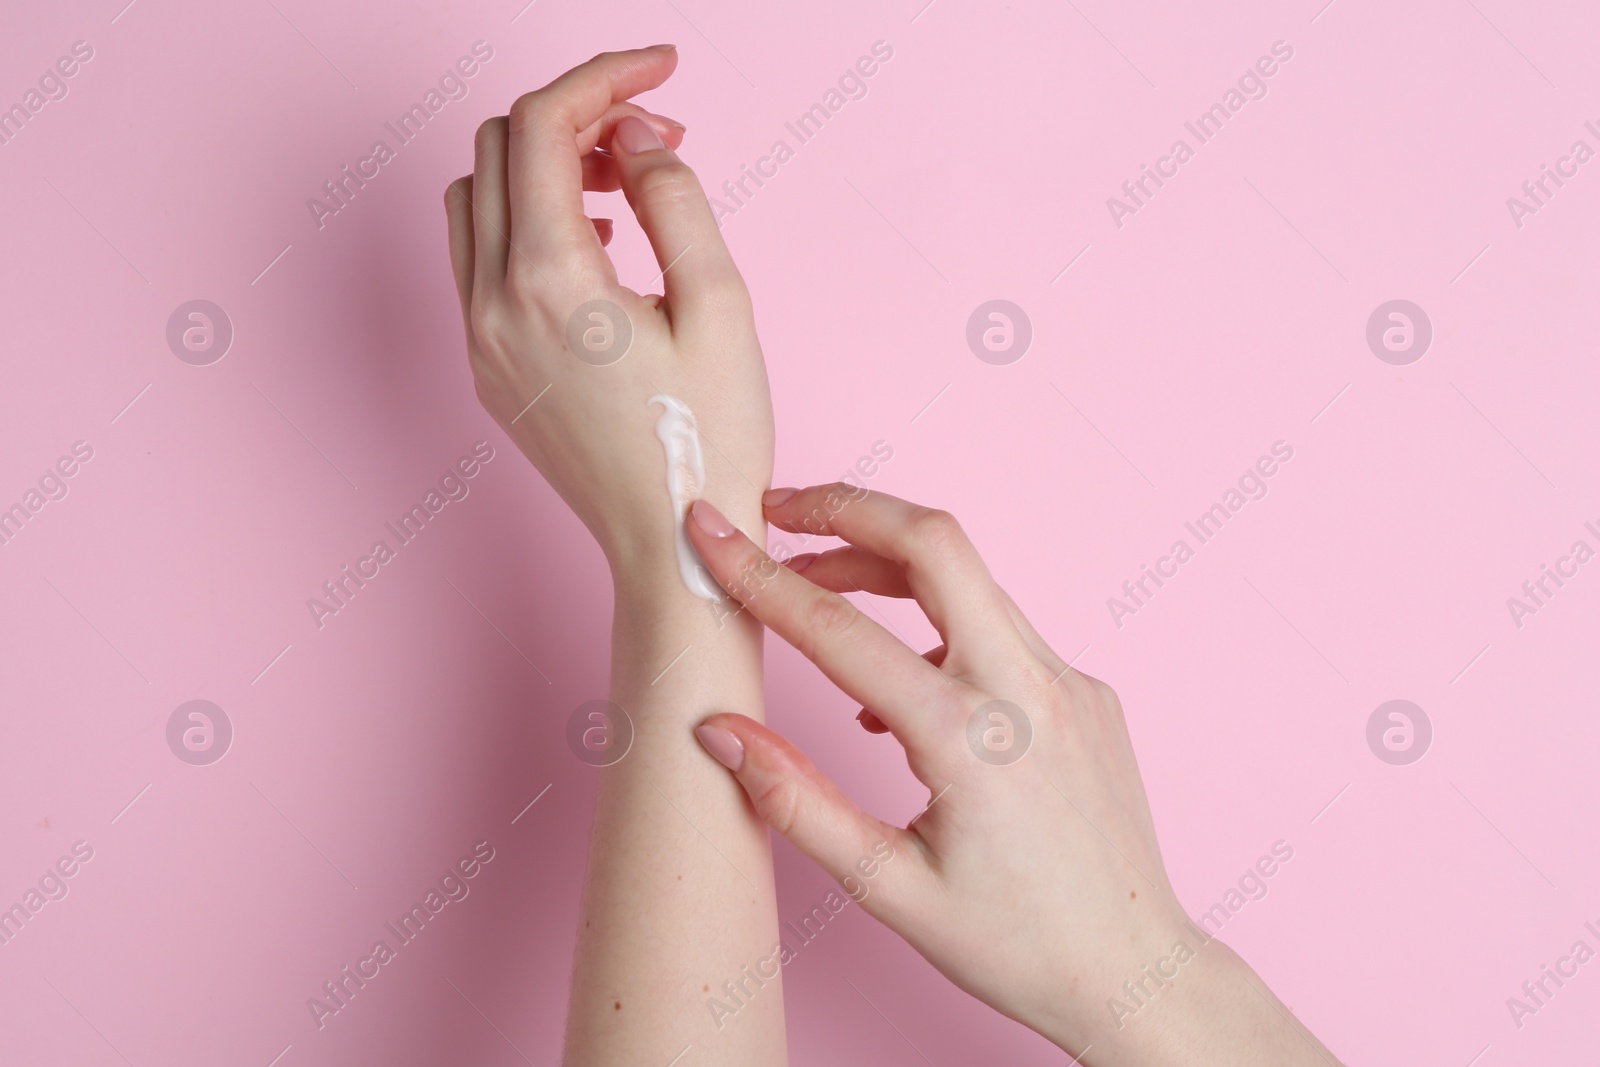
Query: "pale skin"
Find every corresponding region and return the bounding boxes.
[685,488,1345,1065]
[444,46,783,1066]
[445,46,1343,1067]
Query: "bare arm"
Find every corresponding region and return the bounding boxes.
[563,536,786,1063]
[684,486,1343,1066]
[442,46,787,1067]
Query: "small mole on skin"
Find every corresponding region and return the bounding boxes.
[703,984,710,992]
[677,874,683,880]
[613,1001,621,1011]
[1130,890,1137,899]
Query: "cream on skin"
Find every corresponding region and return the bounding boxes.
[650,395,722,600]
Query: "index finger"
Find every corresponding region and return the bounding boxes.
[506,46,678,272]
[685,500,959,751]
[764,484,1021,666]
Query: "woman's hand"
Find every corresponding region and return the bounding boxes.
[684,486,1342,1066]
[444,47,773,577]
[452,50,789,1066]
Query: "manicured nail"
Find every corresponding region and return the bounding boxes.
[615,114,664,154]
[763,487,798,507]
[695,724,744,772]
[856,709,890,734]
[690,499,737,537]
[647,42,677,51]
[786,552,819,573]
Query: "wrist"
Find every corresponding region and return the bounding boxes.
[1092,935,1247,1066]
[604,498,766,606]
[604,501,768,717]
[1067,934,1336,1067]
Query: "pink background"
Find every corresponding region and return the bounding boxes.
[3,0,1597,1063]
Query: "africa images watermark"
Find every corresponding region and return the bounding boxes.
[0,841,96,949]
[1106,40,1296,228]
[307,41,495,230]
[707,440,895,629]
[705,839,896,1031]
[709,40,895,225]
[1504,518,1600,630]
[0,440,95,550]
[1505,916,1600,1031]
[1109,840,1295,1030]
[0,40,95,149]
[1107,440,1295,628]
[306,441,496,629]
[1505,119,1600,231]
[306,840,497,1029]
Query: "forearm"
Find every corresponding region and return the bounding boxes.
[1062,938,1342,1067]
[563,514,787,1065]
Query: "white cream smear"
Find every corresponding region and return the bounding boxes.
[650,395,723,601]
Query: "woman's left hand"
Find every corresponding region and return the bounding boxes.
[444,46,774,576]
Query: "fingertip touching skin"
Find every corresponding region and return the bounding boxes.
[693,711,925,924]
[687,496,961,756]
[687,487,1345,1065]
[444,48,785,1066]
[446,42,1342,1066]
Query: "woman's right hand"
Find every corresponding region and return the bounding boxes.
[683,485,1342,1066]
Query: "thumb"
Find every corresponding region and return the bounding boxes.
[608,114,742,324]
[695,713,918,912]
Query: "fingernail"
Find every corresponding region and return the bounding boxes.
[763,487,798,507]
[647,42,677,51]
[615,114,664,154]
[857,710,890,734]
[786,552,819,573]
[690,499,737,537]
[695,724,744,772]
[657,114,687,131]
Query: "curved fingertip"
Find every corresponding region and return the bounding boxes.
[697,711,764,743]
[443,175,472,210]
[763,487,799,507]
[591,217,614,246]
[786,552,819,573]
[612,113,667,155]
[689,498,738,538]
[633,44,679,73]
[697,712,799,767]
[693,722,744,772]
[857,709,891,734]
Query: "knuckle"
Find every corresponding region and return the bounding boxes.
[632,159,703,207]
[752,774,804,836]
[906,507,967,560]
[731,550,782,601]
[1093,678,1124,718]
[503,256,551,301]
[467,297,507,353]
[800,592,861,651]
[693,274,753,320]
[474,115,506,153]
[1064,670,1122,722]
[506,92,548,134]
